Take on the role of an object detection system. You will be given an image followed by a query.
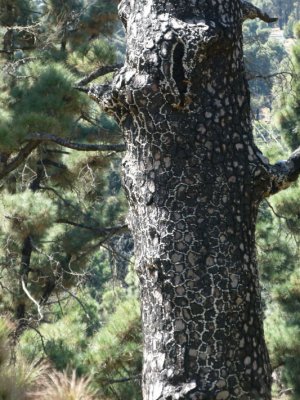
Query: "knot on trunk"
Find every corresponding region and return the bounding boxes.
[105,10,235,116]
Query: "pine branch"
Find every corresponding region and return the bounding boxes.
[76,63,123,86]
[241,1,278,23]
[27,133,126,152]
[0,131,125,180]
[0,141,39,180]
[60,286,91,320]
[56,219,128,235]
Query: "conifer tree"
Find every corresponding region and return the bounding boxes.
[0,2,144,397]
[256,22,300,398]
[0,0,127,342]
[0,1,299,399]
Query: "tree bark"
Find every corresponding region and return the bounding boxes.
[88,1,298,399]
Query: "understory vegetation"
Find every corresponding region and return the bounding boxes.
[0,0,299,399]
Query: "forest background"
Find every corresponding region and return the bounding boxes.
[0,0,299,399]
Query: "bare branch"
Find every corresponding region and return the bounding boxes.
[21,276,43,321]
[29,326,49,355]
[265,200,288,221]
[76,63,123,86]
[40,186,79,209]
[241,1,278,23]
[60,286,91,320]
[278,388,294,397]
[27,133,125,152]
[0,141,39,180]
[247,71,292,81]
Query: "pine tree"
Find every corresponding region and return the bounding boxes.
[85,1,300,398]
[0,0,127,348]
[256,22,300,398]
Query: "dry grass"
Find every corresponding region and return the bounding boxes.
[0,318,97,400]
[30,370,97,400]
[0,360,49,400]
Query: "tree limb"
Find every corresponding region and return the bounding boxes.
[75,83,113,104]
[29,326,49,356]
[247,71,292,81]
[27,133,125,152]
[56,219,128,235]
[267,147,300,196]
[21,276,43,321]
[100,375,142,384]
[76,63,123,86]
[59,286,91,320]
[0,131,125,180]
[0,141,39,180]
[241,1,278,23]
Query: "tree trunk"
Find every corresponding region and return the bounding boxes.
[90,1,299,398]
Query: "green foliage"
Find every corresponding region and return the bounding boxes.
[0,191,57,240]
[0,1,296,399]
[68,39,116,73]
[0,0,35,26]
[18,264,142,399]
[275,23,300,150]
[0,317,49,400]
[0,110,14,152]
[0,6,135,400]
[244,20,287,108]
[256,26,300,396]
[87,296,142,400]
[0,61,88,151]
[257,191,300,398]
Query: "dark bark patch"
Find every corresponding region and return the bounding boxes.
[172,42,187,107]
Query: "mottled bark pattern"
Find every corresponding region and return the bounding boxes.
[100,1,279,399]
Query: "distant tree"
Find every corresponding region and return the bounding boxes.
[243,19,287,114]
